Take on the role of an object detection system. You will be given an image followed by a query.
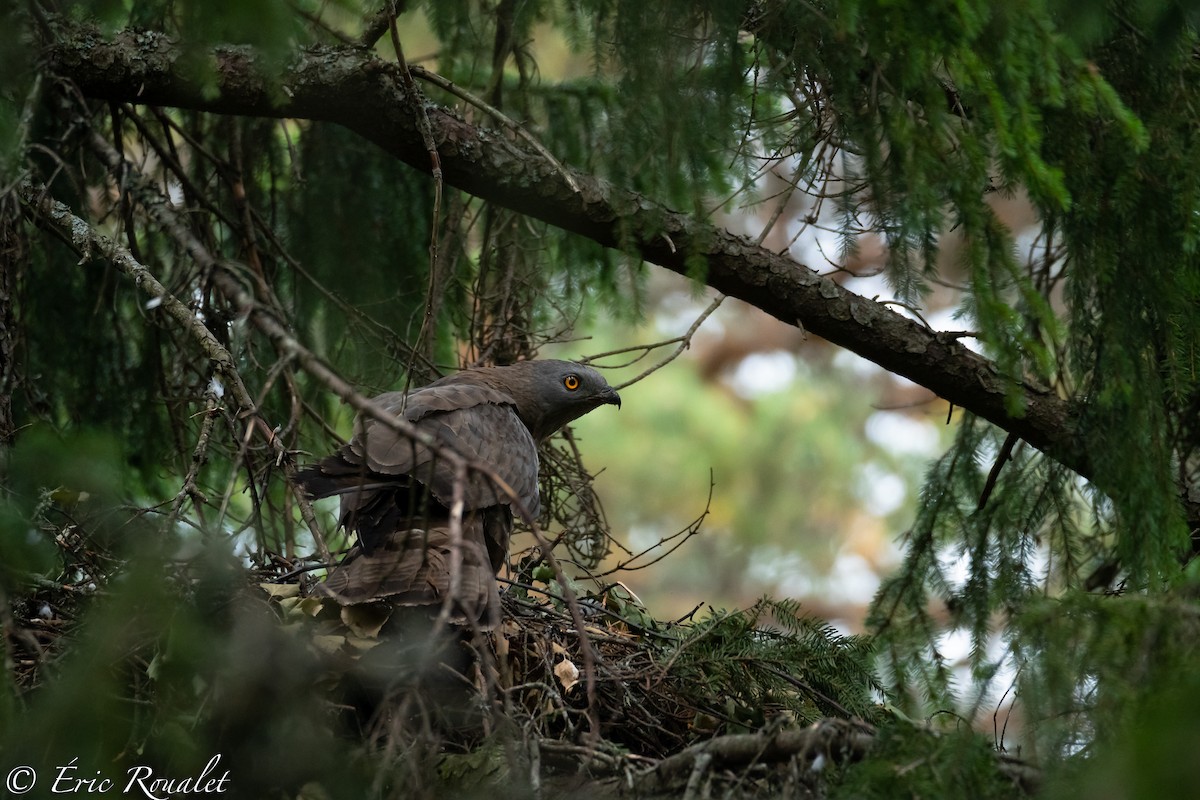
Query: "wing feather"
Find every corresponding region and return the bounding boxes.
[315,522,500,625]
[347,386,540,518]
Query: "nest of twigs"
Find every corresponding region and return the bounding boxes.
[243,552,900,799]
[4,519,1039,799]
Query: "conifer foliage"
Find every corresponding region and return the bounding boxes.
[2,1,1200,797]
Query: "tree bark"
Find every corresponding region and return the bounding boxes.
[633,719,1039,796]
[40,21,1085,476]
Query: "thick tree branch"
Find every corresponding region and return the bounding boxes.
[633,718,1039,796]
[41,22,1084,476]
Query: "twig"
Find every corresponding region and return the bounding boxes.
[168,388,221,526]
[359,2,404,49]
[749,660,854,718]
[499,579,677,642]
[16,181,256,415]
[579,340,678,370]
[432,460,468,631]
[977,432,1020,512]
[595,472,713,575]
[528,734,542,800]
[388,8,445,370]
[750,162,802,248]
[522,520,603,745]
[285,0,357,45]
[0,74,42,197]
[409,65,581,193]
[877,298,935,331]
[611,294,725,391]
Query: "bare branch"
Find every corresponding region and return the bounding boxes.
[610,294,725,391]
[16,180,257,415]
[635,718,1039,795]
[409,65,580,193]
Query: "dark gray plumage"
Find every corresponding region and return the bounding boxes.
[297,360,620,621]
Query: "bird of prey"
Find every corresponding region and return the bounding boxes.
[297,360,620,623]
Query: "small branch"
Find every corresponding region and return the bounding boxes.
[285,0,357,45]
[432,460,468,630]
[388,13,441,188]
[977,432,1020,512]
[581,337,691,370]
[168,389,221,526]
[16,180,256,415]
[277,450,334,563]
[409,65,580,193]
[388,10,445,370]
[591,472,713,576]
[0,74,42,197]
[522,518,603,745]
[610,294,725,390]
[359,2,404,49]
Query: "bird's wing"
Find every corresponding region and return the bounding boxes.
[347,384,541,519]
[315,520,500,626]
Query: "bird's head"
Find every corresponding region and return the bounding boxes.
[498,359,620,441]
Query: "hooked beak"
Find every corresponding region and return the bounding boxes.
[601,387,622,409]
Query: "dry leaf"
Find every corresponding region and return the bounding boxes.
[340,604,391,638]
[259,583,300,599]
[310,635,346,654]
[344,636,381,653]
[554,658,579,692]
[494,626,510,664]
[278,597,302,615]
[297,596,325,617]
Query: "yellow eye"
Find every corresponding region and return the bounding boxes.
[563,375,580,391]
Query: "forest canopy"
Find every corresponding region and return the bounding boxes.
[2,1,1200,798]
